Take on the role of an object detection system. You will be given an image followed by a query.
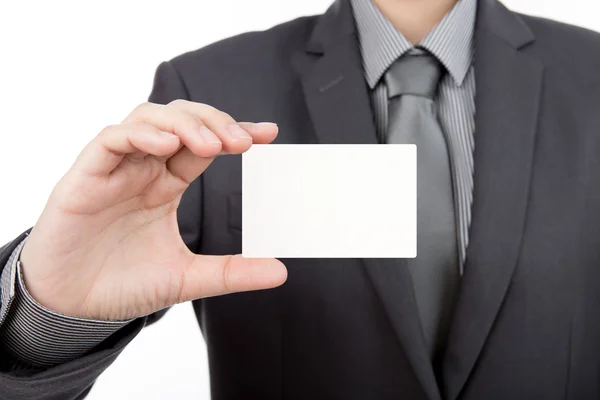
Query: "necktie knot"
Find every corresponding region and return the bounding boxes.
[385,52,444,99]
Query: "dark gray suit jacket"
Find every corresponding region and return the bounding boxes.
[3,0,600,398]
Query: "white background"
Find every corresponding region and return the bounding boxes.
[0,1,597,399]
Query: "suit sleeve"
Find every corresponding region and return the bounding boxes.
[0,60,200,399]
[0,238,133,367]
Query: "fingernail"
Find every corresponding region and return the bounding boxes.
[228,124,252,140]
[243,122,278,134]
[199,126,221,144]
[255,122,278,128]
[158,130,177,139]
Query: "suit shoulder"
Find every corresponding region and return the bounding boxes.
[523,13,600,41]
[168,16,317,84]
[520,14,600,85]
[521,14,600,60]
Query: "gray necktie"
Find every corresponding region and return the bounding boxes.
[384,52,460,365]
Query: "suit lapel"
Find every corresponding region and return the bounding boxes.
[291,2,378,145]
[362,258,442,400]
[442,1,544,399]
[292,2,440,399]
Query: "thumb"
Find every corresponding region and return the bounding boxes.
[179,254,288,301]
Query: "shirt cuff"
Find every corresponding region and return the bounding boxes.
[0,238,132,367]
[0,239,24,326]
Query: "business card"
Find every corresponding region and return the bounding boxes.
[242,144,416,258]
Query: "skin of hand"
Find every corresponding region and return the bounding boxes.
[19,100,287,321]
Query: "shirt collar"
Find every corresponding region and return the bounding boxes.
[350,0,477,88]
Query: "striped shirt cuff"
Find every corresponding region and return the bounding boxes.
[0,239,131,367]
[0,239,24,327]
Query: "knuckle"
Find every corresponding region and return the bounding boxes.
[190,114,206,129]
[200,103,217,112]
[181,116,204,134]
[217,109,235,123]
[127,122,156,139]
[132,102,158,116]
[98,124,119,138]
[200,105,234,124]
[134,102,152,112]
[221,257,233,293]
[168,98,188,107]
[199,103,223,118]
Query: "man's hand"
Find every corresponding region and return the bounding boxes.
[19,100,287,321]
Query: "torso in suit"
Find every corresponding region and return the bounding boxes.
[3,0,600,399]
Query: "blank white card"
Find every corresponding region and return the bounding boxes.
[242,144,416,258]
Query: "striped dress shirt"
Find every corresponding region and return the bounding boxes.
[351,0,477,269]
[0,0,478,368]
